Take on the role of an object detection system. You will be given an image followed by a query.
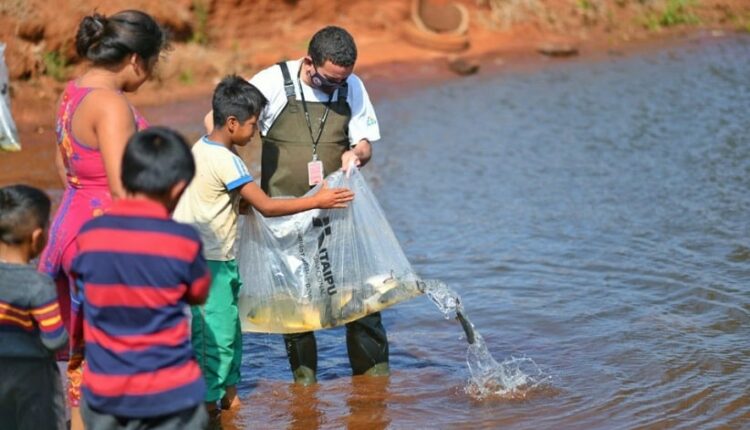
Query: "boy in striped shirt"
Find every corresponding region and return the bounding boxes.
[0,184,68,429]
[73,127,211,428]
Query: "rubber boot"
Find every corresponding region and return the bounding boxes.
[284,331,318,385]
[363,362,390,376]
[292,365,317,386]
[346,312,390,375]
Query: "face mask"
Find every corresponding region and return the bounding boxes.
[309,66,344,93]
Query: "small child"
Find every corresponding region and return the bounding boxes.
[0,184,68,429]
[173,75,353,416]
[72,127,211,428]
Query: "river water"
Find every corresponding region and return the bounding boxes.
[221,34,750,429]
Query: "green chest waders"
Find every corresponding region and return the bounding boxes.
[261,63,350,198]
[261,62,389,384]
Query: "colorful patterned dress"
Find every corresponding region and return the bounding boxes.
[38,80,149,406]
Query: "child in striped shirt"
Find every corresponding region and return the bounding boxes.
[0,184,68,430]
[73,127,211,428]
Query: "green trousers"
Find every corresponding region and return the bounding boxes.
[191,260,242,402]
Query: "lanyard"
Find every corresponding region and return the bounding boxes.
[298,66,334,161]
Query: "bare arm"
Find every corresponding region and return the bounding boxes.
[238,181,353,217]
[54,148,67,186]
[341,138,372,170]
[53,93,67,186]
[204,110,213,134]
[94,93,137,199]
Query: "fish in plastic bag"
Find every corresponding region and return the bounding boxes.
[237,167,424,333]
[0,43,20,152]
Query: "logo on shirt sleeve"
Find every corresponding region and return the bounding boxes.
[367,116,377,126]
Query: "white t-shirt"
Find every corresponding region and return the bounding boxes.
[249,59,380,147]
[173,136,253,261]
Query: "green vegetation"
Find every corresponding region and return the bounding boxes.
[178,68,195,85]
[578,0,595,11]
[577,0,603,25]
[190,0,209,45]
[741,14,750,33]
[644,0,700,30]
[659,0,699,26]
[42,51,68,82]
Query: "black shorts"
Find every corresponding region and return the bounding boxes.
[0,357,66,430]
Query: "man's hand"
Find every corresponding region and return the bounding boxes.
[341,150,361,173]
[341,139,372,175]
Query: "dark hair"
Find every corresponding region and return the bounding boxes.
[75,10,168,66]
[308,26,357,68]
[0,185,51,245]
[212,75,267,128]
[121,127,195,195]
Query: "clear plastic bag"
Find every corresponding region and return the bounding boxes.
[0,43,20,152]
[237,167,423,333]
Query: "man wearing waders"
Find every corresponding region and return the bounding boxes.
[242,26,384,384]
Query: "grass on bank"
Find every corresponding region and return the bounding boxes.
[643,0,700,30]
[42,50,69,82]
[190,0,210,46]
[739,14,750,32]
[179,68,195,85]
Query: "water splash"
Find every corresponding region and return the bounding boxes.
[422,280,550,400]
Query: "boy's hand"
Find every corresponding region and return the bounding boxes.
[314,182,354,209]
[238,199,251,214]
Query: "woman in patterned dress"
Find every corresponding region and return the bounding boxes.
[38,10,169,429]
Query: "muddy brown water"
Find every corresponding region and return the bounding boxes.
[3,33,749,429]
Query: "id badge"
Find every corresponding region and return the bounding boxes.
[308,160,324,186]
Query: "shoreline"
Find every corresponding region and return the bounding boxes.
[1,27,744,191]
[121,25,747,106]
[114,26,745,128]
